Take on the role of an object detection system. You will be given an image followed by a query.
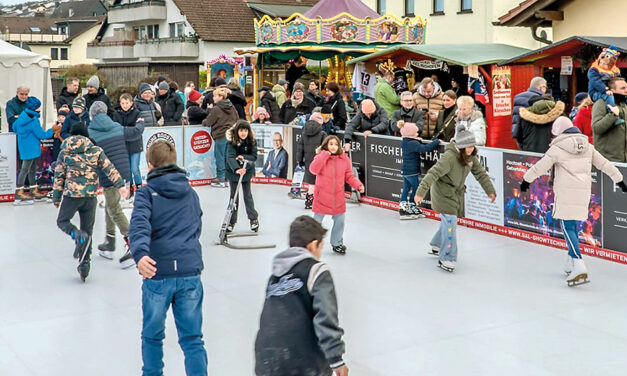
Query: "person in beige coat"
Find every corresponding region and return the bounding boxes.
[413,77,444,139]
[521,116,626,286]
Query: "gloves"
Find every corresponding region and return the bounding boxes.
[520,180,530,192]
[618,181,627,193]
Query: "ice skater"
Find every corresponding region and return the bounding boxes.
[296,111,326,209]
[255,215,348,376]
[309,135,364,254]
[415,125,495,272]
[520,117,626,286]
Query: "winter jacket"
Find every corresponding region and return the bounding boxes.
[324,92,347,130]
[56,87,77,110]
[271,84,287,108]
[309,152,362,216]
[129,164,203,280]
[374,78,400,118]
[413,83,444,138]
[13,109,53,160]
[53,110,90,159]
[201,89,215,110]
[280,97,316,124]
[88,113,136,187]
[524,128,623,220]
[573,105,593,144]
[416,141,495,216]
[390,107,424,136]
[296,120,327,184]
[225,126,257,182]
[52,135,123,204]
[262,147,288,178]
[84,88,114,117]
[306,90,324,108]
[156,89,184,125]
[591,98,627,162]
[5,96,27,132]
[401,138,440,176]
[134,97,161,127]
[454,110,487,146]
[512,87,544,139]
[260,91,281,123]
[587,61,620,98]
[519,99,565,153]
[255,247,345,375]
[202,99,238,140]
[112,106,145,154]
[344,101,389,141]
[186,102,209,125]
[228,89,247,119]
[435,105,457,142]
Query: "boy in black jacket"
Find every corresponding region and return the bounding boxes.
[113,93,145,198]
[255,215,348,376]
[129,140,207,376]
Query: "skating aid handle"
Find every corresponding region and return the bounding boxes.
[233,159,248,198]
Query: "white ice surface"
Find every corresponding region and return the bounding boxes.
[1,184,626,375]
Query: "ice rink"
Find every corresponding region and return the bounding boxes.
[1,183,627,376]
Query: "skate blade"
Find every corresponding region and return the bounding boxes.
[399,216,417,220]
[13,200,34,206]
[567,274,589,287]
[98,251,115,260]
[437,262,454,273]
[119,259,136,269]
[428,251,440,256]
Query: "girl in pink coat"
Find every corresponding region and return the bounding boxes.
[309,135,364,254]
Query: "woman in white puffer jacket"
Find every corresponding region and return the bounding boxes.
[453,96,486,146]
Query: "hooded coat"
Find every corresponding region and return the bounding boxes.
[13,109,53,160]
[512,87,545,140]
[309,151,362,216]
[225,125,258,182]
[518,98,565,153]
[324,92,347,130]
[84,88,113,117]
[228,89,247,119]
[374,78,400,118]
[54,109,90,159]
[88,113,136,187]
[591,98,627,162]
[454,110,487,146]
[261,91,281,123]
[413,83,444,138]
[186,101,209,125]
[156,89,184,125]
[56,87,78,110]
[296,120,327,185]
[573,105,593,144]
[202,99,239,140]
[524,129,623,220]
[271,84,287,108]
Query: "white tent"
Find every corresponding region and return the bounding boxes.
[0,40,55,132]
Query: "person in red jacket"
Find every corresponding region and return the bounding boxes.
[573,96,594,143]
[309,135,364,254]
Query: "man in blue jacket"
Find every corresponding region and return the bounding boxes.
[512,77,547,148]
[129,140,207,376]
[262,132,288,179]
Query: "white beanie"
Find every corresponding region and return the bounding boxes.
[551,116,574,136]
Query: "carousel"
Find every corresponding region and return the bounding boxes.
[234,0,427,104]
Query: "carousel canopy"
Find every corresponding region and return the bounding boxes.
[304,0,379,19]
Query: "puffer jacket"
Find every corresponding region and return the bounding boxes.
[344,101,389,141]
[519,98,565,153]
[573,105,593,144]
[112,106,145,154]
[186,102,209,125]
[374,78,400,118]
[524,128,623,220]
[416,141,495,216]
[13,109,53,160]
[454,110,487,146]
[591,98,627,162]
[225,125,257,182]
[309,152,362,216]
[280,97,316,124]
[260,91,281,123]
[512,87,545,140]
[271,84,287,108]
[84,88,114,117]
[413,83,444,138]
[202,99,238,140]
[156,89,184,125]
[296,120,326,184]
[88,113,134,187]
[134,97,161,127]
[52,135,123,204]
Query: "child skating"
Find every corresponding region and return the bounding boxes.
[296,111,326,209]
[255,215,348,376]
[415,125,495,272]
[398,121,440,219]
[309,135,364,254]
[521,117,626,286]
[225,120,260,232]
[52,122,126,282]
[587,45,624,125]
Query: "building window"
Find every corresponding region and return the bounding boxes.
[377,0,386,14]
[30,26,41,32]
[60,48,68,60]
[169,22,185,38]
[405,0,415,16]
[146,24,159,39]
[461,0,472,12]
[433,0,444,14]
[50,48,58,60]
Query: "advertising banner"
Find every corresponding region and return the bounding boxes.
[339,131,366,186]
[416,144,446,211]
[492,65,512,117]
[464,148,504,226]
[252,124,285,175]
[14,138,55,193]
[365,136,403,202]
[0,134,16,201]
[602,165,627,253]
[183,126,215,186]
[290,127,303,173]
[139,127,184,182]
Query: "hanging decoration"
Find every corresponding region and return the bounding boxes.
[405,59,449,73]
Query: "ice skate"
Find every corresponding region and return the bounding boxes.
[563,255,573,275]
[438,260,455,272]
[13,188,33,205]
[77,260,91,283]
[428,246,440,256]
[566,258,589,287]
[73,231,92,261]
[399,201,414,220]
[29,187,47,202]
[304,193,314,209]
[250,219,259,232]
[409,202,425,218]
[332,244,347,255]
[98,235,116,260]
[119,250,135,269]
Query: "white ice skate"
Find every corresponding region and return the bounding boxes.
[428,246,440,256]
[438,260,455,272]
[563,255,573,275]
[566,258,589,287]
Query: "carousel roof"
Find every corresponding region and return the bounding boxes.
[303,0,379,19]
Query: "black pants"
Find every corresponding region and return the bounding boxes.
[56,197,97,252]
[229,180,258,225]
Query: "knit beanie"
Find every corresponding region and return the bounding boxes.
[293,82,305,93]
[89,101,107,119]
[309,112,323,124]
[455,124,476,148]
[72,96,86,110]
[551,116,574,136]
[574,92,588,106]
[400,121,419,139]
[139,82,153,95]
[254,106,269,119]
[25,96,41,111]
[86,75,100,88]
[58,105,70,116]
[188,89,202,102]
[70,121,89,138]
[158,81,170,91]
[214,77,227,87]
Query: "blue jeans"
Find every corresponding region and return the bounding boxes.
[313,213,345,247]
[561,220,581,259]
[400,175,419,202]
[430,214,458,262]
[214,137,227,180]
[141,276,207,376]
[129,152,142,186]
[591,91,616,108]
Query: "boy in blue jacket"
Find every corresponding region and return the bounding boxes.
[129,140,207,376]
[399,121,440,219]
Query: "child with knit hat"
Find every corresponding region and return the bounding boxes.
[252,106,271,124]
[398,121,440,219]
[521,116,627,286]
[587,45,624,125]
[415,125,496,272]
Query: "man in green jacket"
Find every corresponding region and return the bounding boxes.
[591,77,627,162]
[374,71,400,118]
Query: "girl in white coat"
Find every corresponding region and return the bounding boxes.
[521,117,626,286]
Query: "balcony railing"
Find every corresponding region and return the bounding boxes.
[1,33,66,43]
[134,37,199,58]
[86,40,135,59]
